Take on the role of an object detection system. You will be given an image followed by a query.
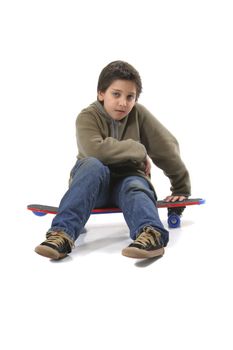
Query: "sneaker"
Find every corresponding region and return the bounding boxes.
[35,231,74,260]
[122,227,165,259]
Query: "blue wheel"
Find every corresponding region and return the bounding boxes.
[168,213,181,228]
[33,211,47,217]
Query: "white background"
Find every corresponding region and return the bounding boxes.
[0,0,232,349]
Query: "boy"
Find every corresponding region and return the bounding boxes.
[35,61,191,260]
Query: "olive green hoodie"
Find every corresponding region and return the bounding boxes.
[76,101,191,196]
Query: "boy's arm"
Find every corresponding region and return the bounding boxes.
[76,112,147,165]
[138,105,191,196]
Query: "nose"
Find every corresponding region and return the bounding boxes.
[119,97,127,107]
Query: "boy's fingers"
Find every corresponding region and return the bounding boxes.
[164,195,187,202]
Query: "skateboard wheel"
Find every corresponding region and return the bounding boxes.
[168,213,181,228]
[32,211,47,217]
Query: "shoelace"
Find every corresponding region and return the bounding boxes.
[46,233,74,248]
[135,229,161,247]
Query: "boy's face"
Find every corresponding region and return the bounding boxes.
[98,79,137,120]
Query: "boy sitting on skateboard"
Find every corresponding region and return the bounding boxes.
[35,60,191,260]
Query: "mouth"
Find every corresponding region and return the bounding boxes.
[115,110,126,113]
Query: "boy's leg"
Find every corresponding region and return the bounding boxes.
[35,157,111,259]
[112,176,169,258]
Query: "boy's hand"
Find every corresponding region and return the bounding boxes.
[164,195,187,202]
[144,156,151,176]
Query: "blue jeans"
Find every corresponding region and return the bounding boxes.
[48,157,169,245]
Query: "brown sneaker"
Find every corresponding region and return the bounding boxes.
[35,231,74,260]
[122,227,165,259]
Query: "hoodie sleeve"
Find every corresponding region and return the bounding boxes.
[76,111,147,165]
[137,104,191,196]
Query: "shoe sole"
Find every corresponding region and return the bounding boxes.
[35,245,67,260]
[122,247,165,259]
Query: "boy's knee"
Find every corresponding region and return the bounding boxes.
[83,157,109,174]
[69,157,110,186]
[122,178,147,193]
[120,177,156,201]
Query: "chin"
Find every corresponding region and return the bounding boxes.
[113,114,127,120]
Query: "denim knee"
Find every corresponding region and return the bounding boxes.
[120,177,156,202]
[69,157,110,185]
[83,157,110,177]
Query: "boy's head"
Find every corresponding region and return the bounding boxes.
[97,61,142,101]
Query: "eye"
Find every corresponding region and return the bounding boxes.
[112,92,120,98]
[127,95,135,101]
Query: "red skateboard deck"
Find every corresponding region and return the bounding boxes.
[27,198,205,228]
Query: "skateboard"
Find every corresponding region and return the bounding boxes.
[27,198,205,228]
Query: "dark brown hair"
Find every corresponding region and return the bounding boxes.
[97,61,142,100]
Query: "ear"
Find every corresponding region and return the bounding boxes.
[98,91,105,101]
